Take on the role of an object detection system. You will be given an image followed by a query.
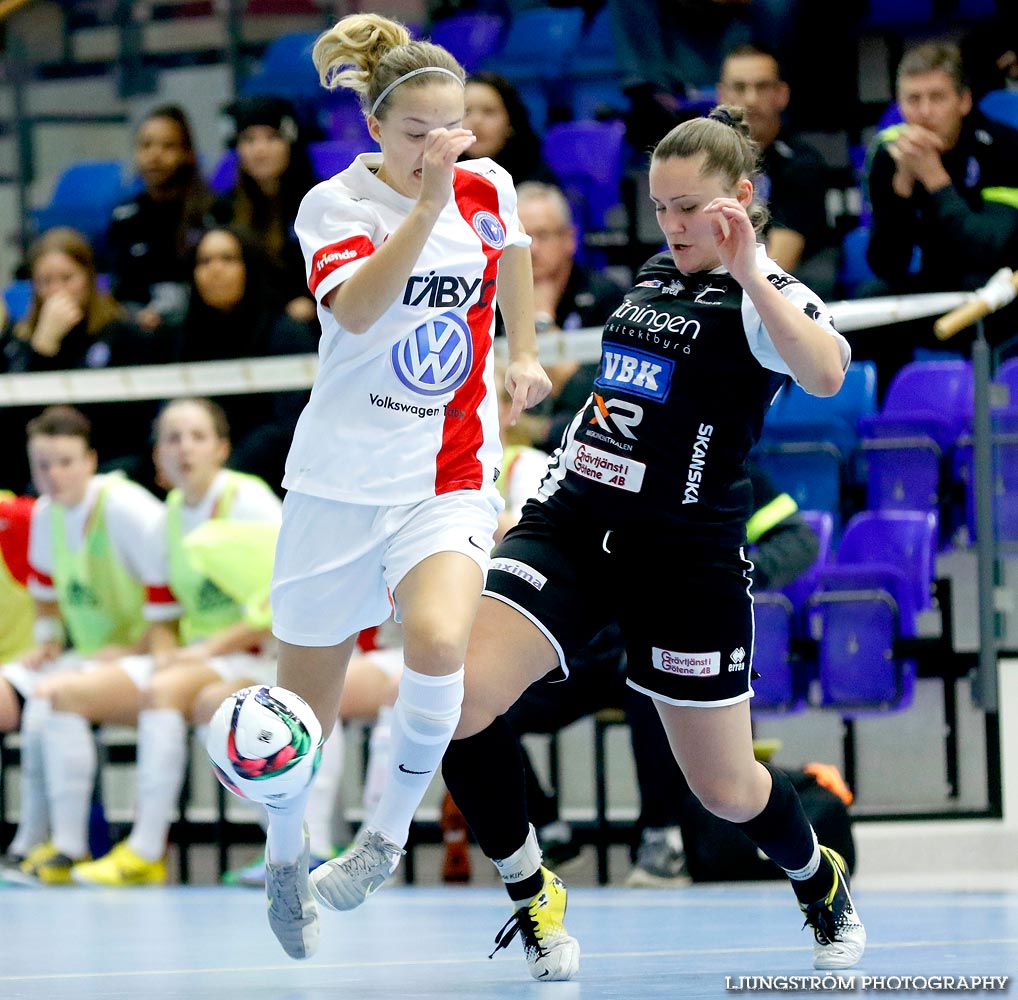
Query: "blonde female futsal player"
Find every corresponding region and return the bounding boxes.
[219,12,551,960]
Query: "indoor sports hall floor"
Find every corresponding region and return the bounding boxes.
[1,874,1015,999]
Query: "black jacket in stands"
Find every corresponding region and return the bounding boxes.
[865,111,1018,292]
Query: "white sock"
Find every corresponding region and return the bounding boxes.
[9,699,51,856]
[493,824,543,886]
[265,783,311,866]
[262,709,324,867]
[362,705,393,816]
[127,708,188,862]
[368,666,464,847]
[42,709,97,860]
[783,829,821,881]
[304,722,343,860]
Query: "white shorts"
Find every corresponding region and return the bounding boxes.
[272,488,502,647]
[117,649,276,692]
[362,646,405,680]
[2,652,85,700]
[3,647,276,699]
[208,651,276,688]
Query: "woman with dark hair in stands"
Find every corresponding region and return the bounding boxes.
[0,227,155,489]
[462,71,557,185]
[176,225,317,492]
[107,104,211,336]
[211,96,319,323]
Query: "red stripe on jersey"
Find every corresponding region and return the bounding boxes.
[30,567,53,589]
[308,236,374,296]
[147,584,176,605]
[0,496,35,586]
[439,168,503,494]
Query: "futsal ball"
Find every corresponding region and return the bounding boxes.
[207,685,322,803]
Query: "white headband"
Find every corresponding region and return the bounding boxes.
[369,66,464,117]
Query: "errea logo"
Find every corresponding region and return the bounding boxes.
[728,647,746,672]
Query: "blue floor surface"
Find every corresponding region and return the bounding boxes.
[0,883,1014,998]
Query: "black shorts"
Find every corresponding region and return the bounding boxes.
[484,500,755,706]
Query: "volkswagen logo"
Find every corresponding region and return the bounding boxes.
[391,313,473,397]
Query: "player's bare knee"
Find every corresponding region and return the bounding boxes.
[0,686,21,733]
[690,776,759,823]
[403,632,467,675]
[145,681,186,713]
[48,683,81,715]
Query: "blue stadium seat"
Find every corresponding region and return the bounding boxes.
[837,225,878,299]
[429,12,504,74]
[979,89,1018,129]
[321,93,372,145]
[207,149,238,195]
[482,6,586,84]
[860,0,934,29]
[542,120,625,233]
[858,359,973,453]
[3,279,33,323]
[783,509,835,637]
[955,364,1018,544]
[753,445,843,536]
[811,510,937,713]
[877,102,904,130]
[567,5,615,73]
[954,0,997,20]
[749,593,805,714]
[242,31,321,101]
[31,160,124,249]
[308,139,362,180]
[763,360,878,460]
[858,360,973,533]
[996,357,1018,406]
[564,2,624,120]
[570,79,629,123]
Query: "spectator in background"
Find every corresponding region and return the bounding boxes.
[461,72,557,185]
[717,44,836,299]
[64,397,304,888]
[211,96,318,324]
[176,226,317,493]
[3,229,148,374]
[0,405,174,882]
[512,181,626,436]
[609,0,802,155]
[107,105,211,337]
[0,227,156,489]
[863,41,1018,382]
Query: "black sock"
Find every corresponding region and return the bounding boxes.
[735,763,832,903]
[442,715,531,863]
[509,868,545,903]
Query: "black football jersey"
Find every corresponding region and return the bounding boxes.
[536,247,847,546]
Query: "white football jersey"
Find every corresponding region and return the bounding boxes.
[285,154,528,505]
